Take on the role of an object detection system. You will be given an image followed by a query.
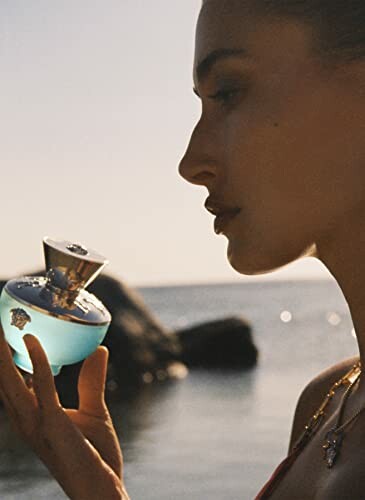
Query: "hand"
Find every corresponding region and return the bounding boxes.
[0,327,130,500]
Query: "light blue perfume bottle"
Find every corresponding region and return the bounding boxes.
[0,237,112,375]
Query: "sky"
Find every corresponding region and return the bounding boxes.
[0,1,333,287]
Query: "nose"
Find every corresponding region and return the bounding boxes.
[178,121,218,189]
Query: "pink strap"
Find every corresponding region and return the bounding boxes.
[254,446,302,499]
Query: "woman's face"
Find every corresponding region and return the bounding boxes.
[179,0,365,276]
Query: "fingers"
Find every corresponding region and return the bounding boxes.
[23,372,34,390]
[23,334,60,412]
[78,346,109,418]
[0,325,34,415]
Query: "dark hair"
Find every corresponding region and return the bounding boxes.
[258,1,365,62]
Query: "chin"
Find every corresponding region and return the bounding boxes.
[228,252,280,276]
[226,237,310,277]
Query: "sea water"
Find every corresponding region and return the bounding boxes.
[0,279,358,499]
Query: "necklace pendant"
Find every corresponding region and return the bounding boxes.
[323,429,344,468]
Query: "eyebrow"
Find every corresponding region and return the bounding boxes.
[195,48,249,85]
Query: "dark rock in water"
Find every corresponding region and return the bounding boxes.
[90,275,184,379]
[57,274,184,406]
[175,316,258,369]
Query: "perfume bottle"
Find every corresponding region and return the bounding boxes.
[0,237,112,375]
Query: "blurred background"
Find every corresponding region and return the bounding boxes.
[0,2,359,500]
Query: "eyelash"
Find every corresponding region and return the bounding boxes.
[207,88,241,106]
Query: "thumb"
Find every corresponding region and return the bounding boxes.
[78,346,109,418]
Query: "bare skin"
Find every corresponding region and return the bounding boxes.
[179,0,365,498]
[0,331,129,500]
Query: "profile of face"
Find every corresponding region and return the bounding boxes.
[179,0,365,276]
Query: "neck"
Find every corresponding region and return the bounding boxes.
[316,199,365,401]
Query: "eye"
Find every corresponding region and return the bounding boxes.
[208,88,241,106]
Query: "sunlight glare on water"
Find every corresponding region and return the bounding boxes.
[280,310,292,323]
[326,312,342,326]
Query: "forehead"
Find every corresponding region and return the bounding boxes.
[196,0,256,54]
[194,0,315,80]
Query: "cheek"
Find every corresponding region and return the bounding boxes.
[224,115,315,228]
[224,93,360,239]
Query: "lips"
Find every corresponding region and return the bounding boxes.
[214,210,241,234]
[204,197,241,235]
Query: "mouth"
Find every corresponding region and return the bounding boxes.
[204,197,241,235]
[214,210,241,235]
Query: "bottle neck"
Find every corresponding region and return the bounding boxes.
[44,268,85,310]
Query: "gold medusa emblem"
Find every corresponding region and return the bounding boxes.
[10,308,32,331]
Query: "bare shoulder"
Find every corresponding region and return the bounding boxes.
[287,355,360,453]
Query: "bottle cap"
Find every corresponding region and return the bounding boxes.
[43,237,108,291]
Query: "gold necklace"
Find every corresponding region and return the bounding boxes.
[293,361,363,468]
[322,368,363,468]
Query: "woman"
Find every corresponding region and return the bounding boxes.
[1,1,365,498]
